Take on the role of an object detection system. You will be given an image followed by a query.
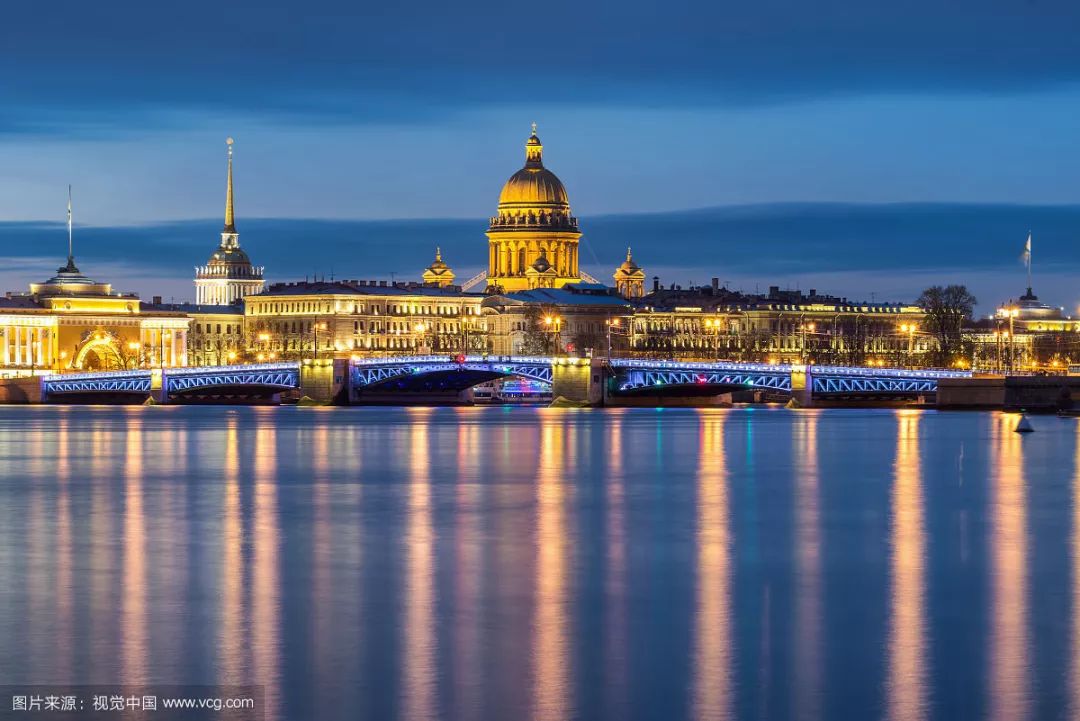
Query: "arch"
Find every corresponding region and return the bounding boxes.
[74,336,124,370]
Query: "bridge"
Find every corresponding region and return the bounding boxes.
[35,356,972,406]
[40,362,301,404]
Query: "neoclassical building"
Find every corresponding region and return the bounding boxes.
[486,125,582,292]
[0,245,188,376]
[194,138,265,305]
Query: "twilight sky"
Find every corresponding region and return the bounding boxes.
[3,0,1080,311]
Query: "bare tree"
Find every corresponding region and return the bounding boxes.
[918,285,976,367]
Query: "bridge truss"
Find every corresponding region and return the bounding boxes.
[42,370,152,396]
[165,363,300,395]
[350,355,554,388]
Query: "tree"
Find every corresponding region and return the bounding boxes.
[917,285,976,367]
[520,305,556,355]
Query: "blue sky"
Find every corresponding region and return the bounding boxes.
[3,0,1080,310]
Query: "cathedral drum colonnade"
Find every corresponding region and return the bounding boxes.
[486,125,583,292]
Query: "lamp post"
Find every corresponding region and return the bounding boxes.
[414,322,430,354]
[800,322,816,363]
[312,321,328,363]
[544,315,562,355]
[606,317,621,358]
[127,341,141,369]
[899,323,917,368]
[704,318,720,360]
[1007,307,1019,373]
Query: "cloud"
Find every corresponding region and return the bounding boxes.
[5,0,1080,134]
[2,202,1075,313]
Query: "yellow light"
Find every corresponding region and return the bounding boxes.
[257,353,265,361]
[127,342,140,350]
[544,316,554,325]
[414,323,426,332]
[258,333,270,342]
[269,352,277,360]
[227,351,237,361]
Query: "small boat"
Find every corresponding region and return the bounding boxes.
[1015,414,1034,433]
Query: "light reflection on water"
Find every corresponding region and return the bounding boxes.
[0,405,1075,721]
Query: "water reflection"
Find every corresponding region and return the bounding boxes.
[793,412,821,721]
[218,417,244,685]
[533,418,571,721]
[605,414,628,719]
[692,412,732,721]
[122,416,147,685]
[251,417,281,721]
[988,414,1029,721]
[1074,420,1080,719]
[454,419,482,721]
[885,412,927,721]
[402,409,437,721]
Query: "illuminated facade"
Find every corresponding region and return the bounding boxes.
[0,255,189,376]
[194,139,265,306]
[612,248,646,299]
[244,280,487,358]
[421,248,456,287]
[629,285,929,365]
[486,126,582,292]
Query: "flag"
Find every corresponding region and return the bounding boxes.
[1022,231,1031,268]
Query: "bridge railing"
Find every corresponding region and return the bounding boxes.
[167,361,300,376]
[349,355,556,366]
[609,358,793,373]
[809,365,972,379]
[42,369,151,382]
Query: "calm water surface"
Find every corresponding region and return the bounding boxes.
[0,405,1076,721]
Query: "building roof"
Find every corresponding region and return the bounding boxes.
[487,285,632,309]
[146,302,244,316]
[253,280,483,299]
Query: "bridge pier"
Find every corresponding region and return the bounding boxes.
[550,357,605,406]
[299,359,348,404]
[790,365,814,408]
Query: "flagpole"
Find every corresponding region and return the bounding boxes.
[1026,230,1032,294]
[67,185,73,263]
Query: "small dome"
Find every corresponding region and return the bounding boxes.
[531,255,552,273]
[207,246,252,266]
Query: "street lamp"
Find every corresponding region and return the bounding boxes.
[312,321,328,362]
[899,323,917,367]
[227,351,238,364]
[127,341,141,369]
[1007,307,1019,373]
[799,322,816,363]
[605,317,621,358]
[544,315,562,355]
[414,322,429,353]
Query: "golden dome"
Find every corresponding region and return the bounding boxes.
[497,167,569,209]
[491,125,578,231]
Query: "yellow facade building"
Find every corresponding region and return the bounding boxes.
[243,280,487,358]
[0,253,189,376]
[486,125,582,292]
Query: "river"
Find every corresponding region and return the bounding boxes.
[0,405,1073,720]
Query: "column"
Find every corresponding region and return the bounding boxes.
[489,245,496,276]
[14,327,21,366]
[2,326,8,366]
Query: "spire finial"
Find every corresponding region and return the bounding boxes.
[435,246,442,261]
[224,137,236,234]
[67,185,73,263]
[531,121,537,136]
[626,246,633,261]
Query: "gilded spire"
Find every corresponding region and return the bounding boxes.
[435,246,442,262]
[224,137,236,233]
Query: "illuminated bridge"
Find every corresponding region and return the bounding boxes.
[37,356,972,405]
[349,355,554,399]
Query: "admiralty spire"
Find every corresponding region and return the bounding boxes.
[485,124,582,292]
[194,138,265,306]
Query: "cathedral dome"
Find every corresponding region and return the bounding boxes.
[497,167,570,209]
[491,125,578,231]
